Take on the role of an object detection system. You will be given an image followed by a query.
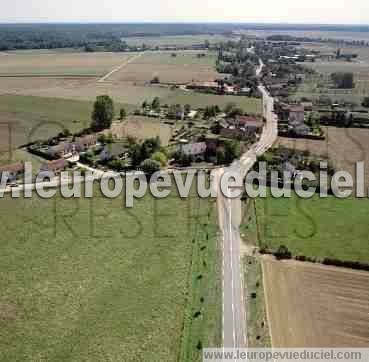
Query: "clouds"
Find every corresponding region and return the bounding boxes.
[1,0,368,24]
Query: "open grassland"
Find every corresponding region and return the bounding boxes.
[0,52,135,77]
[105,116,173,146]
[121,34,232,47]
[295,45,369,101]
[242,190,369,262]
[110,51,218,84]
[262,258,369,347]
[293,72,369,103]
[0,184,221,361]
[278,128,369,190]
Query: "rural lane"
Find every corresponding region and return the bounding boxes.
[213,60,278,349]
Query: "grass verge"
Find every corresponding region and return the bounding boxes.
[243,256,271,348]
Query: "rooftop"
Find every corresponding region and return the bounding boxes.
[0,162,24,173]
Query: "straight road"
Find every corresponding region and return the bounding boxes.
[98,52,143,82]
[214,60,278,349]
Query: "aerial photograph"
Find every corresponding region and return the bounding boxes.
[0,0,369,361]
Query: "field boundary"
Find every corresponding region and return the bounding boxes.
[261,259,275,347]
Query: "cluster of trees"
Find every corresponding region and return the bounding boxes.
[215,41,260,94]
[130,136,167,173]
[142,97,161,112]
[362,97,369,108]
[224,102,244,118]
[140,98,194,120]
[203,105,221,119]
[331,72,355,89]
[202,102,245,121]
[0,24,124,51]
[215,140,241,165]
[173,139,241,167]
[0,23,241,51]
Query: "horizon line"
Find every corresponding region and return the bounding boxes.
[0,21,369,27]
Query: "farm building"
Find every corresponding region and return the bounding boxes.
[177,141,207,156]
[99,143,129,162]
[76,135,98,150]
[46,142,75,159]
[288,105,305,125]
[40,159,68,175]
[0,162,25,183]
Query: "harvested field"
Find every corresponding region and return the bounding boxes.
[277,127,369,190]
[164,91,262,114]
[121,34,232,47]
[104,116,173,146]
[110,51,218,84]
[0,50,261,114]
[0,52,135,77]
[262,258,369,347]
[0,78,262,114]
[14,79,174,105]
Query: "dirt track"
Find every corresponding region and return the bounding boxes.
[262,258,369,347]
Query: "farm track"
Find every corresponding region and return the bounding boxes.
[97,52,144,82]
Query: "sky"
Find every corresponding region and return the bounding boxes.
[1,0,369,24]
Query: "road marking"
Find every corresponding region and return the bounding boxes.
[228,197,236,350]
[219,70,278,353]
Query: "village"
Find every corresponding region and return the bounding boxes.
[1,38,369,188]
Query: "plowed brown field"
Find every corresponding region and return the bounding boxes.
[262,258,369,347]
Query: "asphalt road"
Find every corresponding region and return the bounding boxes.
[214,63,278,349]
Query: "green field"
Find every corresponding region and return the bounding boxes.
[0,94,135,147]
[0,183,221,361]
[0,95,94,157]
[241,189,369,262]
[164,92,262,114]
